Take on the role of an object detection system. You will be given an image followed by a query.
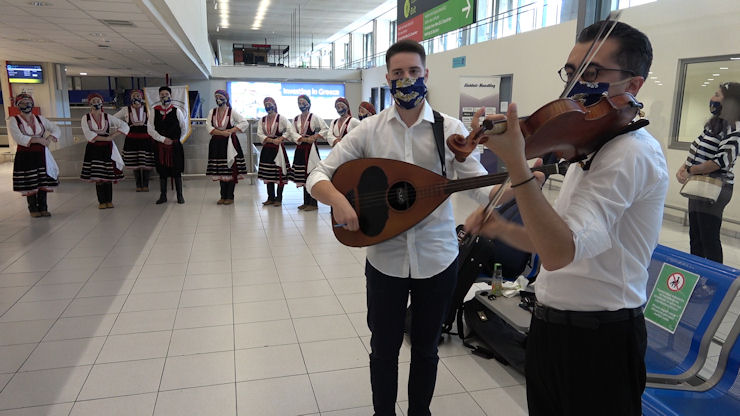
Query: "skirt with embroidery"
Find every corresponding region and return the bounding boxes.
[257,143,290,185]
[122,126,155,169]
[13,144,58,195]
[80,141,124,183]
[206,135,248,181]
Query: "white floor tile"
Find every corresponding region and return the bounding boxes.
[470,385,529,416]
[0,344,36,373]
[154,383,236,416]
[110,309,177,335]
[0,403,74,416]
[293,314,358,343]
[182,273,232,290]
[0,366,91,410]
[0,320,55,346]
[69,393,157,416]
[236,374,318,416]
[399,392,487,416]
[232,283,285,303]
[277,265,326,282]
[441,355,524,391]
[21,337,106,372]
[300,337,368,373]
[179,287,232,308]
[328,277,366,295]
[287,295,344,318]
[0,299,71,322]
[130,276,185,294]
[233,299,290,323]
[337,293,367,314]
[160,351,235,390]
[96,331,171,363]
[309,367,373,412]
[121,291,181,312]
[78,358,164,400]
[168,325,234,356]
[62,295,126,317]
[396,361,465,402]
[235,344,306,381]
[174,303,233,329]
[234,319,297,349]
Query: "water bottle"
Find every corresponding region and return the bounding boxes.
[492,263,503,297]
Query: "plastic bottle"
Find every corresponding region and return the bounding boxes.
[492,263,503,297]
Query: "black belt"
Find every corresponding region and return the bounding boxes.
[533,303,643,329]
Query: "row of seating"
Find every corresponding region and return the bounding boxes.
[642,245,740,415]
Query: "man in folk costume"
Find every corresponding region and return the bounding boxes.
[256,97,299,207]
[205,89,249,205]
[113,89,155,192]
[289,94,328,211]
[8,93,61,217]
[147,86,188,204]
[327,97,360,147]
[80,93,129,209]
[358,101,377,120]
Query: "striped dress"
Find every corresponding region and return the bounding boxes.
[257,114,292,185]
[114,106,155,169]
[686,121,739,185]
[80,112,128,183]
[206,107,249,181]
[9,114,60,195]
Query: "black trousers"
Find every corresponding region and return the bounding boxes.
[266,183,284,202]
[688,183,733,263]
[133,169,151,188]
[366,259,457,416]
[95,183,113,203]
[303,187,317,206]
[26,190,48,213]
[219,181,236,200]
[526,312,647,416]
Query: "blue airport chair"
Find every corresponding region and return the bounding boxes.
[642,315,740,415]
[645,245,740,384]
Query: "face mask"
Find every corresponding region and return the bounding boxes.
[710,100,722,116]
[92,103,103,110]
[565,80,610,106]
[390,77,427,110]
[265,104,276,114]
[358,114,368,120]
[19,104,33,113]
[161,97,171,106]
[336,106,347,116]
[216,97,227,107]
[298,103,310,113]
[132,98,143,105]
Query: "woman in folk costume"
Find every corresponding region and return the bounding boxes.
[205,89,249,205]
[256,97,298,207]
[8,93,61,217]
[113,89,155,192]
[80,93,129,209]
[290,94,328,211]
[327,97,360,147]
[358,101,377,120]
[147,86,188,204]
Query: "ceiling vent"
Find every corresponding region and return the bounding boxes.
[100,19,135,27]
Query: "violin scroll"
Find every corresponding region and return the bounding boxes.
[447,119,508,162]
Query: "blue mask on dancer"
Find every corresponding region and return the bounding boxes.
[298,103,310,113]
[92,103,103,110]
[710,100,722,115]
[19,104,33,113]
[336,106,347,116]
[390,77,427,110]
[265,104,276,114]
[161,97,172,106]
[132,98,143,105]
[216,98,226,107]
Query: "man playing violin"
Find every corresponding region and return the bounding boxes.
[465,21,668,416]
[307,39,496,416]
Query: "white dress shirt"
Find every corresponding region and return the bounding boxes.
[327,116,361,146]
[81,112,129,142]
[307,101,492,279]
[205,107,250,133]
[292,113,329,143]
[535,128,669,311]
[7,114,61,147]
[146,106,189,143]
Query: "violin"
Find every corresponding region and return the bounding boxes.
[447,93,645,162]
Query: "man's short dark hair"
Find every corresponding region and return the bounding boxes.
[577,21,652,79]
[385,39,426,68]
[159,86,172,94]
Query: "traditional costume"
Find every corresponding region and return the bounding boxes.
[289,94,328,210]
[256,97,298,206]
[205,90,249,204]
[327,97,360,146]
[147,86,188,204]
[113,90,155,191]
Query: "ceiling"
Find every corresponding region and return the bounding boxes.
[206,0,392,61]
[0,0,205,78]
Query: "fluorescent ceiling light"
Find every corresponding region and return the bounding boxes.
[707,78,714,81]
[712,73,720,76]
[80,72,87,75]
[720,67,729,70]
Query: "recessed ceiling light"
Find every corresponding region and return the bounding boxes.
[712,73,720,76]
[707,78,714,81]
[701,84,707,87]
[80,72,87,75]
[720,67,729,70]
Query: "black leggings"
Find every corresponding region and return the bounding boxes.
[688,183,733,263]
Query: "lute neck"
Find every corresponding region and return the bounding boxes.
[444,162,567,194]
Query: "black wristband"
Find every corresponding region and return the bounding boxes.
[511,176,536,188]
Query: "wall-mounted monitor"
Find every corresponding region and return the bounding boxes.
[7,64,43,84]
[228,81,345,121]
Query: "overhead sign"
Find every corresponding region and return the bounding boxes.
[644,264,700,334]
[398,0,475,42]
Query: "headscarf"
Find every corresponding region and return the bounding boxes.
[335,97,351,116]
[215,89,230,106]
[264,97,277,112]
[359,101,376,115]
[14,93,33,107]
[130,89,144,99]
[87,93,104,105]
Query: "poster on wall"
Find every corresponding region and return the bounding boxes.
[458,76,500,131]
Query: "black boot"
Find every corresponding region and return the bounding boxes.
[27,193,40,217]
[218,181,226,204]
[134,170,142,191]
[174,175,185,204]
[156,176,167,204]
[142,170,151,191]
[37,190,50,216]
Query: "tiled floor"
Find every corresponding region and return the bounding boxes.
[0,160,738,415]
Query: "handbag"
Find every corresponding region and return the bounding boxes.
[680,175,723,203]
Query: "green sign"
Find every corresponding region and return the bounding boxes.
[644,264,700,333]
[422,0,474,40]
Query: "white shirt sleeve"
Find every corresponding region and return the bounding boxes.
[306,120,368,194]
[230,109,250,133]
[290,116,302,144]
[81,115,97,142]
[205,108,216,134]
[41,116,61,140]
[147,108,166,143]
[112,108,128,123]
[177,108,188,143]
[280,116,300,141]
[108,113,130,135]
[312,114,329,140]
[256,118,267,143]
[7,117,32,147]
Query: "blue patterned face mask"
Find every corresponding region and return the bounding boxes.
[92,103,103,110]
[336,106,347,116]
[298,103,310,113]
[265,104,276,114]
[566,81,610,106]
[216,98,226,107]
[710,100,722,115]
[390,77,427,110]
[161,97,172,106]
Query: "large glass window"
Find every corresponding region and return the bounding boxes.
[334,34,350,68]
[671,55,740,147]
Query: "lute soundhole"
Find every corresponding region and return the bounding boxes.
[388,181,416,211]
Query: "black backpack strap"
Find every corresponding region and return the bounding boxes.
[432,110,447,178]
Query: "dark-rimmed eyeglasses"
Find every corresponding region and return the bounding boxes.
[558,66,636,83]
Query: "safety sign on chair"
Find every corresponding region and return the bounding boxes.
[644,264,699,333]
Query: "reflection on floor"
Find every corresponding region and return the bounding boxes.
[0,161,737,415]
